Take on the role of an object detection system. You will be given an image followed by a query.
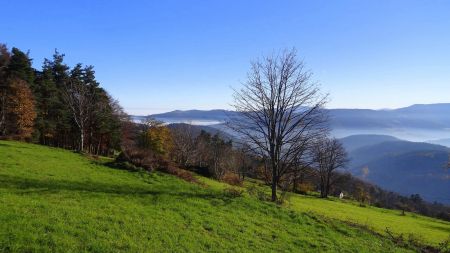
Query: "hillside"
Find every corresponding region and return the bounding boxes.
[0,141,449,252]
[342,136,450,204]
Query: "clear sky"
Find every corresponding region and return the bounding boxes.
[2,0,450,115]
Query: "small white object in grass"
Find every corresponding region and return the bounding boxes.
[339,192,344,199]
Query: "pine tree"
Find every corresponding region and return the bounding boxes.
[45,51,73,148]
[7,48,35,85]
[0,44,11,135]
[32,66,59,144]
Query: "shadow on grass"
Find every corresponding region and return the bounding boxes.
[101,161,143,172]
[423,223,450,233]
[0,174,231,201]
[0,142,34,149]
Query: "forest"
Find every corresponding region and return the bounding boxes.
[0,44,125,155]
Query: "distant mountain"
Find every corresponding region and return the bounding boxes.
[341,135,450,204]
[427,138,450,148]
[167,123,234,141]
[140,103,450,127]
[152,109,232,121]
[134,103,450,142]
[144,110,235,125]
[330,103,450,130]
[340,134,399,152]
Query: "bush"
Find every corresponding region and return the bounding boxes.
[247,185,270,201]
[223,187,244,198]
[222,172,243,186]
[159,163,198,183]
[277,191,291,206]
[296,183,314,194]
[118,148,158,172]
[117,150,199,183]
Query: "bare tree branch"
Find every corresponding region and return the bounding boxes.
[228,48,329,201]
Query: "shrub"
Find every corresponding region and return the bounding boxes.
[222,172,243,186]
[437,237,450,252]
[247,185,270,201]
[159,163,198,183]
[277,191,291,206]
[223,187,244,198]
[296,183,314,195]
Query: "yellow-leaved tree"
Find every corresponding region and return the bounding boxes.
[140,119,173,156]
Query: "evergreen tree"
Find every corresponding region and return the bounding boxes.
[7,48,35,85]
[32,66,59,144]
[0,44,11,135]
[45,51,73,148]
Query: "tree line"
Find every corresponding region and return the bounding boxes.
[0,44,125,155]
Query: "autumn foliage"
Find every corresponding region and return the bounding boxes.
[6,79,36,139]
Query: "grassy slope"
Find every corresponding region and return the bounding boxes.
[198,178,450,247]
[0,142,444,252]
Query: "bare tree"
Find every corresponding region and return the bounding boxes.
[313,138,348,198]
[234,144,253,180]
[62,65,95,152]
[229,48,328,201]
[170,123,196,167]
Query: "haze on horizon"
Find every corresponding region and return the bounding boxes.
[2,0,450,115]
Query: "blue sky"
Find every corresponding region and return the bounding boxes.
[2,0,450,115]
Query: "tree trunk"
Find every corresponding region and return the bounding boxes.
[320,177,326,198]
[324,172,331,198]
[0,89,6,135]
[271,178,277,201]
[80,131,84,152]
[271,163,278,201]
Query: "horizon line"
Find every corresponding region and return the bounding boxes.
[127,102,450,116]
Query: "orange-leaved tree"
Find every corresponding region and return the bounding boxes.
[7,78,37,139]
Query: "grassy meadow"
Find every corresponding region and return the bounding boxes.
[0,140,448,252]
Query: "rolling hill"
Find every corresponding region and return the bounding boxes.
[1,141,449,251]
[340,135,450,204]
[339,134,399,152]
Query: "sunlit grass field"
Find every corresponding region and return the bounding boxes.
[198,176,450,247]
[0,141,447,252]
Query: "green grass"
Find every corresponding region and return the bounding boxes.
[199,177,450,247]
[289,194,450,245]
[0,141,446,252]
